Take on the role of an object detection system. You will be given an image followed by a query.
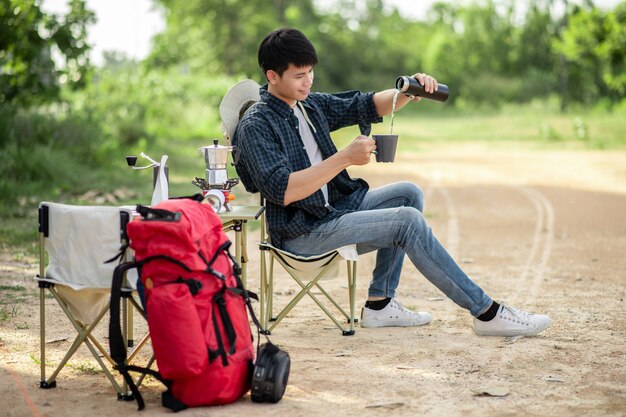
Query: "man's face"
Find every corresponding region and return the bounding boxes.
[267,64,314,106]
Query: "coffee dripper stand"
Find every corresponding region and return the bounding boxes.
[125,152,169,206]
[192,139,239,212]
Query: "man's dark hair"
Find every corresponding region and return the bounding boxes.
[258,28,318,77]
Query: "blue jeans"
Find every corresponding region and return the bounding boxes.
[282,182,493,317]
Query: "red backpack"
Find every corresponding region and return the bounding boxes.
[109,196,271,411]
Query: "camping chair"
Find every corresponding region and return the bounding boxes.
[257,199,358,336]
[36,202,151,398]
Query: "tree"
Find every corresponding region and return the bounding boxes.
[555,2,626,104]
[149,0,318,80]
[0,0,95,106]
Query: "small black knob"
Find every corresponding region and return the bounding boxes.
[125,156,138,167]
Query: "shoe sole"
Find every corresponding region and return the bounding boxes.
[474,320,550,337]
[361,318,432,328]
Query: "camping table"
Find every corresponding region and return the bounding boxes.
[218,205,264,287]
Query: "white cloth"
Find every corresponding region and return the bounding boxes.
[293,105,329,204]
[151,154,169,206]
[38,203,138,323]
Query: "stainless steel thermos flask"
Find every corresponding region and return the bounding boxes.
[395,76,449,102]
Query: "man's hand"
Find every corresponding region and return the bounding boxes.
[283,135,374,205]
[373,72,438,115]
[407,73,439,103]
[342,135,376,165]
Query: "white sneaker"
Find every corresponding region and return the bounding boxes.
[361,299,432,328]
[473,303,550,337]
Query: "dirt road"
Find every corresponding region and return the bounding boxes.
[1,143,625,417]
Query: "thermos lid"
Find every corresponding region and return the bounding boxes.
[395,76,411,93]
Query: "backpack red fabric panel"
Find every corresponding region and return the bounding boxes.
[126,199,254,407]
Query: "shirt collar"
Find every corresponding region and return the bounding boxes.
[260,86,300,118]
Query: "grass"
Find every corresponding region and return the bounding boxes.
[69,362,102,375]
[0,305,20,321]
[0,285,28,307]
[0,285,27,291]
[28,354,103,375]
[332,105,626,151]
[0,104,624,252]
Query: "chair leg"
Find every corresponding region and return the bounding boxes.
[39,286,56,388]
[127,333,151,363]
[314,282,349,321]
[269,254,355,335]
[266,251,328,331]
[259,248,269,332]
[38,232,56,388]
[127,300,134,347]
[269,276,320,331]
[268,256,275,321]
[348,260,357,332]
[45,287,126,395]
[134,354,156,388]
[129,296,147,320]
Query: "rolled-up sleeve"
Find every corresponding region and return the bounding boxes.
[236,119,291,206]
[315,90,383,135]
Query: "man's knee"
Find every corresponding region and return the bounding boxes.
[397,182,424,212]
[394,206,426,233]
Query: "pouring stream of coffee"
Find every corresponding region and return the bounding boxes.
[390,90,399,135]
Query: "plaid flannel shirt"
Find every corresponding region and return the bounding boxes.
[232,86,383,248]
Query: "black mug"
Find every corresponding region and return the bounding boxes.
[395,76,449,102]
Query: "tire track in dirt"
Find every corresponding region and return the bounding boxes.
[437,186,460,261]
[428,183,554,306]
[516,186,555,305]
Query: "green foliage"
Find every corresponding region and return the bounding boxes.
[1,0,626,253]
[0,53,237,211]
[0,102,105,202]
[146,0,625,108]
[0,0,95,106]
[149,0,311,79]
[555,3,626,103]
[65,61,235,146]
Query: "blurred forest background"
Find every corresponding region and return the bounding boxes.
[1,0,625,248]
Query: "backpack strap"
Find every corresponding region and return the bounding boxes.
[136,205,181,222]
[109,261,147,410]
[198,240,233,280]
[210,307,228,366]
[215,287,237,354]
[208,285,238,367]
[224,248,263,330]
[109,258,186,411]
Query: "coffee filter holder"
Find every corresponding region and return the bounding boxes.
[126,152,169,206]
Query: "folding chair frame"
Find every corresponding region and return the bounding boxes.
[257,203,358,336]
[36,203,151,399]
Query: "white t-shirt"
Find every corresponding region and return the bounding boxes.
[293,104,329,204]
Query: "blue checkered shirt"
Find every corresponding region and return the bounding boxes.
[232,87,383,248]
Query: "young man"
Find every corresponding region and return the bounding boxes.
[229,28,550,336]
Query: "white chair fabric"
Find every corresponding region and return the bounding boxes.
[36,202,146,396]
[38,203,135,323]
[260,243,357,281]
